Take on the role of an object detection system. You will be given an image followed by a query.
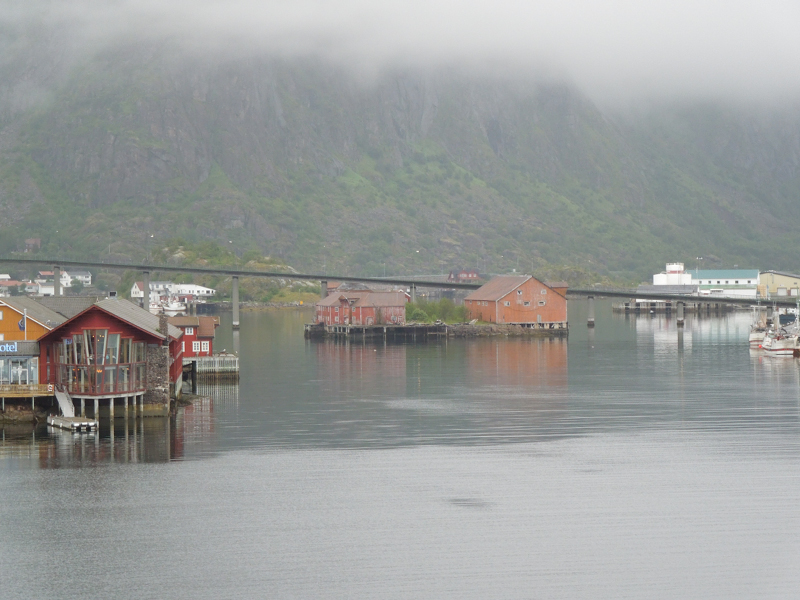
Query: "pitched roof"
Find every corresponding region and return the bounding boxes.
[37,296,102,319]
[316,291,406,308]
[464,275,532,301]
[0,297,67,329]
[317,291,369,307]
[761,270,800,279]
[168,316,200,328]
[197,316,220,337]
[94,298,181,340]
[353,292,407,307]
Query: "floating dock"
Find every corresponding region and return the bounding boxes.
[47,415,98,432]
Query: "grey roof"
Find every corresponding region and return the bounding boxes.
[95,298,181,340]
[0,296,67,328]
[37,296,103,319]
[761,270,800,279]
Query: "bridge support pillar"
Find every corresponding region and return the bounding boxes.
[109,397,114,421]
[80,398,84,417]
[320,280,328,299]
[124,396,129,420]
[142,271,150,310]
[587,295,595,328]
[54,265,61,297]
[410,284,417,304]
[191,360,197,395]
[232,276,240,330]
[93,398,99,419]
[677,301,685,327]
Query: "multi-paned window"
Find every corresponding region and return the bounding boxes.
[201,341,209,352]
[192,341,201,352]
[185,327,194,335]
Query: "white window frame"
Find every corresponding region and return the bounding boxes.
[185,327,194,335]
[504,301,510,306]
[181,342,185,352]
[201,341,209,352]
[192,341,200,353]
[539,300,546,306]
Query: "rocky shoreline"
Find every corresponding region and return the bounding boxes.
[446,323,569,338]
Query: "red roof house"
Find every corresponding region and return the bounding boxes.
[37,299,184,413]
[464,275,567,326]
[316,291,408,326]
[168,316,220,358]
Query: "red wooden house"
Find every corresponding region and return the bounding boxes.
[168,316,220,357]
[464,275,568,327]
[37,298,184,415]
[316,291,407,326]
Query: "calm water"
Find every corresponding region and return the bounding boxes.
[3,301,800,599]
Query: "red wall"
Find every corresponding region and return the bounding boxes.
[38,307,183,387]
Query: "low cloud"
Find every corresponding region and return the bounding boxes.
[5,0,800,103]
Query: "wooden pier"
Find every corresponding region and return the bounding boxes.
[183,354,240,385]
[305,323,447,341]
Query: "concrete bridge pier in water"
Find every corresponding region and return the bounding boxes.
[677,301,685,327]
[53,265,61,297]
[587,295,595,328]
[232,276,240,330]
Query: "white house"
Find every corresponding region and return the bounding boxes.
[173,284,216,298]
[690,269,760,298]
[67,270,92,286]
[130,281,175,298]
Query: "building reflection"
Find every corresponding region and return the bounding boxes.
[0,383,236,467]
[311,339,408,398]
[464,337,568,389]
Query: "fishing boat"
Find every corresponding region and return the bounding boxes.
[748,306,769,347]
[760,327,800,357]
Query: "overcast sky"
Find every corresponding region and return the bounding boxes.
[7,0,800,103]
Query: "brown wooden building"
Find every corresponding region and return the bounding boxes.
[464,275,568,326]
[316,291,407,326]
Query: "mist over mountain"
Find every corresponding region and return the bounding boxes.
[1,2,800,281]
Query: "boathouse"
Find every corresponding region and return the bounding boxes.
[315,291,407,326]
[464,275,568,327]
[37,298,184,417]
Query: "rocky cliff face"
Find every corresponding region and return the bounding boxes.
[1,36,800,278]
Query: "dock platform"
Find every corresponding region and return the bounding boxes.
[47,415,98,432]
[305,323,448,340]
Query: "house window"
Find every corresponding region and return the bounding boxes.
[192,341,200,352]
[201,341,209,352]
[517,290,522,295]
[185,327,194,335]
[335,316,339,323]
[725,281,729,284]
[539,300,546,306]
[0,311,3,320]
[735,280,739,284]
[524,301,530,306]
[717,281,720,284]
[541,289,547,295]
[181,342,185,352]
[335,307,339,312]
[504,301,510,306]
[0,334,4,341]
[748,280,752,284]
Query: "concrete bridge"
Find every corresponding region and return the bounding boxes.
[2,257,796,329]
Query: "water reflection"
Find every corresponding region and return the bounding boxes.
[0,383,238,466]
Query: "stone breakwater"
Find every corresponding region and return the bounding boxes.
[446,324,568,338]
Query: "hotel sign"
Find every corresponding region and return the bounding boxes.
[0,341,39,355]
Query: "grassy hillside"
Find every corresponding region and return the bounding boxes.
[1,47,799,285]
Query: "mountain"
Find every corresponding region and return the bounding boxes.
[1,34,800,283]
